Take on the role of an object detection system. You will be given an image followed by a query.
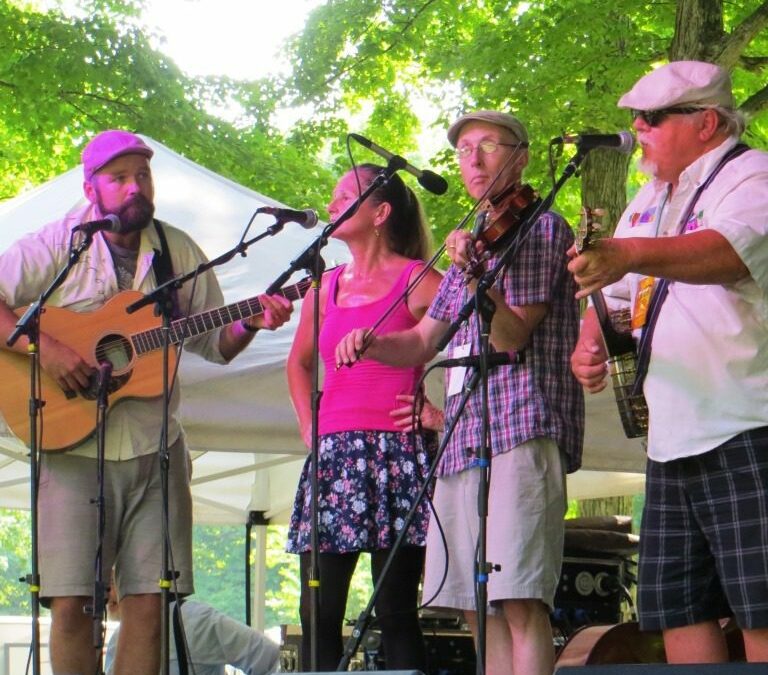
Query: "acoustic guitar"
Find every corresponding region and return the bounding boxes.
[575,207,648,438]
[554,618,746,669]
[0,274,315,452]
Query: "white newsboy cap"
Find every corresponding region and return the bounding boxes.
[618,60,734,111]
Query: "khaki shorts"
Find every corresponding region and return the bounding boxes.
[422,438,566,614]
[38,436,193,602]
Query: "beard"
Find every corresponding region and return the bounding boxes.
[636,138,659,178]
[638,156,659,178]
[97,192,155,233]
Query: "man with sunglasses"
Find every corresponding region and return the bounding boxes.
[336,110,584,675]
[570,61,768,663]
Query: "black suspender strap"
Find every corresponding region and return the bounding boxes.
[632,142,751,395]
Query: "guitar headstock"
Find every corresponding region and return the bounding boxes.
[574,206,606,254]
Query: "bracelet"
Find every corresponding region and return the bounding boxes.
[240,318,260,334]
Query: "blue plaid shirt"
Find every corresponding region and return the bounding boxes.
[428,211,584,476]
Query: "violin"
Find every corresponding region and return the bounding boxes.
[463,182,540,279]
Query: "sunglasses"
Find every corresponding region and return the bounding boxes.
[630,106,704,127]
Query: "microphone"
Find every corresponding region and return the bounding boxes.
[435,351,520,369]
[96,360,113,406]
[256,206,318,229]
[555,131,636,154]
[73,214,122,235]
[349,133,449,195]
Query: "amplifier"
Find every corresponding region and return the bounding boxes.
[424,631,476,675]
[553,556,625,627]
[280,624,476,675]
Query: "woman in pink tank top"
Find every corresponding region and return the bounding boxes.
[286,164,443,671]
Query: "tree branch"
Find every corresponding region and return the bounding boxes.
[58,89,139,115]
[741,82,768,117]
[717,0,768,69]
[322,0,440,88]
[738,54,768,72]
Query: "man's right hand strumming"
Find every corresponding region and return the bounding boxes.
[39,334,95,395]
[570,335,609,393]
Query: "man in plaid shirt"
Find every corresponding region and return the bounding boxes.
[336,110,584,675]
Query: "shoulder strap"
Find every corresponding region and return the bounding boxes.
[632,142,751,396]
[673,142,750,235]
[151,219,181,320]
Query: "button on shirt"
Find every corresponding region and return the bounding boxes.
[428,211,584,476]
[0,203,228,461]
[602,138,768,461]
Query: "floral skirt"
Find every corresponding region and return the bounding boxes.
[286,429,436,553]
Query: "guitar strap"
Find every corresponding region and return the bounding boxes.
[172,597,190,675]
[151,219,181,320]
[632,142,750,396]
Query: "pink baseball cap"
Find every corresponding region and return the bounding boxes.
[81,130,154,180]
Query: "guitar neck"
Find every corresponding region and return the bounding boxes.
[132,276,312,355]
[591,290,636,357]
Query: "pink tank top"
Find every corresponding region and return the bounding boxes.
[319,260,425,434]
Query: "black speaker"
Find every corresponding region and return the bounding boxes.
[554,556,626,627]
[557,664,768,673]
[424,631,476,675]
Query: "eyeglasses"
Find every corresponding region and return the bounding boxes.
[630,106,703,127]
[455,140,529,159]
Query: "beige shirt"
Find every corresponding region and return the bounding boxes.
[0,203,228,460]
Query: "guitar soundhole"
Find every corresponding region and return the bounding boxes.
[76,333,134,401]
[96,334,133,370]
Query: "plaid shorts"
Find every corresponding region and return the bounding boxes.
[638,426,768,631]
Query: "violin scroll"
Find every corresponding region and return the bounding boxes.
[461,182,540,280]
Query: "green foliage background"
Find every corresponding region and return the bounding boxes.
[0,508,376,630]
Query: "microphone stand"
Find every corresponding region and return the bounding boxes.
[265,157,405,671]
[433,146,589,674]
[124,215,299,675]
[88,361,113,675]
[335,353,521,671]
[7,231,99,675]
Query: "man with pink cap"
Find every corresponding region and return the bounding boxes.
[570,61,768,663]
[0,130,293,674]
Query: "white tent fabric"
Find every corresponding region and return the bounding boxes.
[0,137,647,529]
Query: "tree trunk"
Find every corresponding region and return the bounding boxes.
[670,0,725,61]
[577,495,635,521]
[580,149,632,237]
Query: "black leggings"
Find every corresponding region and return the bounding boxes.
[298,546,427,671]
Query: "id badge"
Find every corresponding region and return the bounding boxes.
[446,343,471,397]
[632,276,656,330]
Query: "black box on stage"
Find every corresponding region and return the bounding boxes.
[554,556,625,626]
[557,665,768,673]
[424,631,476,675]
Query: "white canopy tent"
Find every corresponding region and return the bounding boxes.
[0,138,647,630]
